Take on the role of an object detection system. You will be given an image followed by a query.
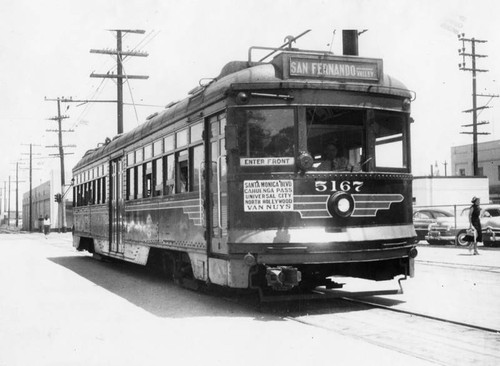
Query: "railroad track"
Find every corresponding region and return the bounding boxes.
[341,295,500,334]
[265,294,500,365]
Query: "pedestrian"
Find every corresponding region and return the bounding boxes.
[468,196,482,255]
[43,214,51,238]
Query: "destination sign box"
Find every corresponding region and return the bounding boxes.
[288,56,381,82]
[244,180,294,212]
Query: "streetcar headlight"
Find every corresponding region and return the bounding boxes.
[296,151,314,171]
[327,192,354,218]
[402,98,411,111]
[337,197,351,213]
[236,91,250,104]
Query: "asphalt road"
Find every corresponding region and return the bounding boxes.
[0,232,498,366]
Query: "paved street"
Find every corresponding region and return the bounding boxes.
[0,231,499,366]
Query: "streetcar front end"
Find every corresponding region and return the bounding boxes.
[218,50,417,292]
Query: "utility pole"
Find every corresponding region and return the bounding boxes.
[45,98,76,232]
[90,29,149,134]
[16,162,18,228]
[10,162,26,228]
[458,34,498,176]
[21,143,42,232]
[8,176,10,226]
[2,181,5,222]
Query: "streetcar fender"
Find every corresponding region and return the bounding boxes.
[208,258,250,288]
[73,235,81,250]
[409,257,415,278]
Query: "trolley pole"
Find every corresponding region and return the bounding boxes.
[90,29,149,135]
[458,34,497,176]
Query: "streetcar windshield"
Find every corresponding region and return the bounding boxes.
[235,108,295,157]
[307,108,364,171]
[306,107,408,172]
[373,110,407,169]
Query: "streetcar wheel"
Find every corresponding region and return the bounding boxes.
[456,230,469,246]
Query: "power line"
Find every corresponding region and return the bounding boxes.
[458,33,498,176]
[90,29,149,134]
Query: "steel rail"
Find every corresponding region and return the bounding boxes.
[340,296,500,334]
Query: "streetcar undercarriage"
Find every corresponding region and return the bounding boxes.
[74,235,415,296]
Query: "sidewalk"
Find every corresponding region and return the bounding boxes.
[415,243,500,270]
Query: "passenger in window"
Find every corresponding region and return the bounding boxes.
[178,171,188,193]
[316,143,360,171]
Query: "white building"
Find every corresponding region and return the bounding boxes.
[451,140,500,202]
[413,176,489,209]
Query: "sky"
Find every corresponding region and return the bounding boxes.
[1,0,500,199]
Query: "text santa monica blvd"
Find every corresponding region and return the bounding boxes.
[244,180,294,211]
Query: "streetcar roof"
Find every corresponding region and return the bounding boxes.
[74,50,413,172]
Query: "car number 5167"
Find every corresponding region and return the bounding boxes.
[315,180,364,193]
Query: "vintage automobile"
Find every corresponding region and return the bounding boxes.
[483,223,500,247]
[426,205,500,246]
[413,208,454,243]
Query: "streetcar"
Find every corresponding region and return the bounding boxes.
[72,31,418,296]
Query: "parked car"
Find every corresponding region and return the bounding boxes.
[413,208,454,243]
[426,205,500,246]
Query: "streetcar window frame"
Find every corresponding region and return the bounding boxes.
[234,107,296,166]
[144,144,153,161]
[164,135,175,153]
[153,139,163,157]
[101,176,106,204]
[165,153,175,195]
[371,110,410,172]
[144,161,153,198]
[176,129,188,148]
[153,157,163,196]
[190,122,203,143]
[176,149,189,193]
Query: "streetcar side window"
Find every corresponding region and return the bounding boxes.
[153,157,163,196]
[91,180,96,205]
[127,168,135,200]
[101,177,106,203]
[373,111,407,169]
[236,108,295,157]
[96,179,101,204]
[136,165,143,199]
[165,153,175,195]
[176,149,189,193]
[191,144,204,192]
[144,162,153,198]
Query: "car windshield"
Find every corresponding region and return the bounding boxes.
[486,208,500,217]
[460,206,500,217]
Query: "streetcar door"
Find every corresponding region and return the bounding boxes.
[208,114,228,254]
[109,157,124,254]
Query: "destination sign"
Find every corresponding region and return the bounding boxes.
[244,180,294,212]
[289,57,380,81]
